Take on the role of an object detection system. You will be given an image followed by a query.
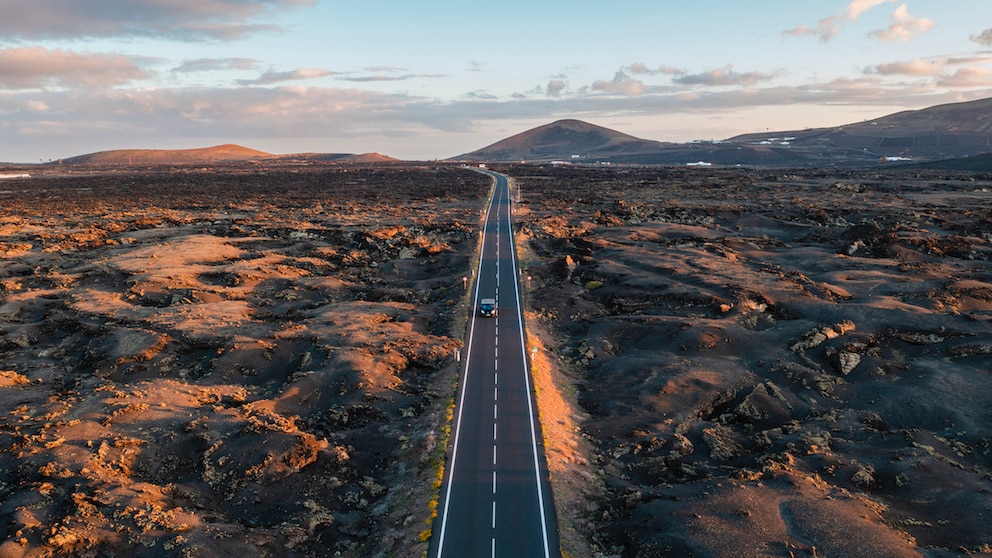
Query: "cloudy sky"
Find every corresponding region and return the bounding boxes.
[2,0,992,161]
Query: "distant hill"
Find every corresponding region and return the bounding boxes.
[905,152,992,171]
[728,96,992,162]
[271,152,400,164]
[61,144,272,165]
[58,145,402,166]
[453,119,671,162]
[456,97,992,166]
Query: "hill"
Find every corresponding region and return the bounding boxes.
[728,96,992,162]
[904,152,992,171]
[270,152,400,164]
[456,97,992,166]
[58,145,403,167]
[453,119,671,162]
[61,144,273,165]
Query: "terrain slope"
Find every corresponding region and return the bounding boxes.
[506,164,992,556]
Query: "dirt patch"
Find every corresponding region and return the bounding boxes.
[0,165,488,557]
[508,165,992,557]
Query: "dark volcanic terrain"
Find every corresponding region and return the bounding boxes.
[3,163,992,557]
[0,165,489,557]
[505,165,992,557]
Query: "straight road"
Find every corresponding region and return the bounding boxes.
[429,171,560,558]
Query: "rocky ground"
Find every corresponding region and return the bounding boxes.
[0,164,489,557]
[4,162,992,558]
[505,165,992,557]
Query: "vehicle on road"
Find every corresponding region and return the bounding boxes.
[479,298,497,317]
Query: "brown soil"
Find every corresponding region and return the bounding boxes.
[0,165,489,557]
[507,165,992,557]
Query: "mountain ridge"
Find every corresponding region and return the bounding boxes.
[57,145,398,166]
[456,97,992,166]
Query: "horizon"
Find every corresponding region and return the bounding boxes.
[2,1,992,163]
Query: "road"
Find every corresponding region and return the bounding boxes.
[429,171,560,558]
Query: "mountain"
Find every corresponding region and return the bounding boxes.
[58,145,402,166]
[453,119,671,162]
[456,97,992,166]
[60,144,272,165]
[905,152,992,171]
[271,152,400,164]
[728,96,992,162]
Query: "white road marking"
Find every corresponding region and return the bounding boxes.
[435,172,554,558]
[433,172,501,558]
[504,175,554,558]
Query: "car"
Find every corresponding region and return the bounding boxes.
[479,298,497,317]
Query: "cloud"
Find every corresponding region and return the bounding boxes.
[364,66,408,73]
[0,0,315,41]
[846,0,894,20]
[867,54,992,89]
[871,58,945,76]
[868,4,934,42]
[546,80,566,97]
[784,0,894,42]
[340,73,447,83]
[173,58,260,73]
[673,65,778,87]
[238,68,336,86]
[627,63,683,76]
[972,28,992,46]
[0,47,152,89]
[938,68,992,88]
[590,71,647,96]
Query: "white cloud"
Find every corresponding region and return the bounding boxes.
[0,0,315,41]
[238,68,336,85]
[546,80,566,97]
[871,58,945,76]
[340,73,447,83]
[0,47,152,89]
[939,68,992,88]
[846,0,894,21]
[173,58,260,73]
[972,28,992,46]
[627,63,683,76]
[868,4,934,42]
[590,71,647,96]
[784,0,895,42]
[24,100,50,112]
[673,65,778,87]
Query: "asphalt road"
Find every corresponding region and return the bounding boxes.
[430,171,560,558]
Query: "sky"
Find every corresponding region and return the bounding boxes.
[2,0,992,162]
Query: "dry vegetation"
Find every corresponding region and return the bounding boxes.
[0,165,489,557]
[506,164,992,557]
